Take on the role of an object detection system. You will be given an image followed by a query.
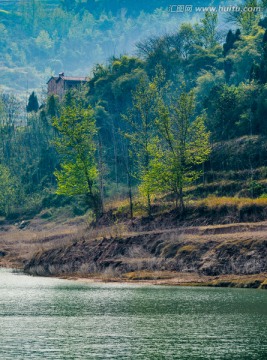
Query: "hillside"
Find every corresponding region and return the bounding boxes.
[1,1,267,288]
[0,0,226,94]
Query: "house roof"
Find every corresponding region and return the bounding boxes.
[61,76,88,81]
[47,76,58,84]
[47,76,89,84]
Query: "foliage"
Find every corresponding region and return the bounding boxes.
[53,104,102,219]
[26,91,39,113]
[0,0,191,92]
[0,164,18,216]
[2,5,267,219]
[122,74,158,215]
[141,87,211,211]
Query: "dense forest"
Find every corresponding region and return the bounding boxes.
[1,0,267,221]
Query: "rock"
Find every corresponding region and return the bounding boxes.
[18,220,30,230]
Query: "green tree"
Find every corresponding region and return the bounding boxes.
[26,91,39,113]
[227,26,263,84]
[223,29,241,56]
[195,12,218,49]
[0,165,18,216]
[122,75,157,216]
[205,85,239,141]
[240,0,261,34]
[143,88,211,212]
[47,94,59,118]
[53,104,102,219]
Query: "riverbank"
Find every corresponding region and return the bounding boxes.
[1,207,267,289]
[59,272,267,289]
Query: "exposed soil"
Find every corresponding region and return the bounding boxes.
[1,210,267,289]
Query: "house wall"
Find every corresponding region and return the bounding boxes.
[47,78,65,99]
[47,78,57,95]
[48,78,86,100]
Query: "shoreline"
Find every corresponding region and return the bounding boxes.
[2,264,267,289]
[51,271,267,289]
[2,216,267,290]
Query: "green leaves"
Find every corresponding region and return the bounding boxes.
[0,165,18,216]
[53,104,101,218]
[54,160,98,196]
[149,90,211,209]
[123,70,211,212]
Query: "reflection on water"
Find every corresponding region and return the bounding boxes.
[0,268,267,359]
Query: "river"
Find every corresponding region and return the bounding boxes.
[0,268,267,359]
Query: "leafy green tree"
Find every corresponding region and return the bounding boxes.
[223,29,241,56]
[226,0,260,35]
[47,95,59,118]
[227,26,263,84]
[122,75,158,216]
[35,30,54,51]
[204,85,240,141]
[240,0,261,34]
[52,104,102,219]
[0,165,18,216]
[26,91,39,113]
[195,12,218,49]
[146,88,211,212]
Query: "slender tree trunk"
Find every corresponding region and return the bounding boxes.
[179,186,185,213]
[98,135,105,214]
[147,192,152,217]
[111,118,119,190]
[127,172,133,219]
[202,162,205,186]
[144,143,152,217]
[124,143,134,219]
[92,194,101,221]
[85,173,101,222]
[175,191,179,209]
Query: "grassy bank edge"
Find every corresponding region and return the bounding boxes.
[56,272,267,290]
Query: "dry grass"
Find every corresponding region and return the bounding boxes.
[123,271,177,281]
[104,194,267,222]
[121,272,267,288]
[85,222,129,240]
[177,244,198,254]
[192,196,267,209]
[105,197,130,212]
[0,218,83,268]
[2,191,267,281]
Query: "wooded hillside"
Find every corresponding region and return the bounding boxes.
[1,0,267,221]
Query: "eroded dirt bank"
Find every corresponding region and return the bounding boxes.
[1,211,267,289]
[21,220,267,289]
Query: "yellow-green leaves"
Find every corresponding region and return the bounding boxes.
[53,104,101,218]
[123,71,211,212]
[141,86,211,210]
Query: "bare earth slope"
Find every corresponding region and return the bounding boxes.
[1,215,266,288]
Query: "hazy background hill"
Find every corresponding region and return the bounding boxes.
[0,0,228,95]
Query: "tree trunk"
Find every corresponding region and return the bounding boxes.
[175,191,179,209]
[85,175,102,222]
[147,192,152,217]
[98,135,105,214]
[111,118,119,190]
[127,172,133,219]
[179,186,185,214]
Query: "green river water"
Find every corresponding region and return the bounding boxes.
[0,268,267,359]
